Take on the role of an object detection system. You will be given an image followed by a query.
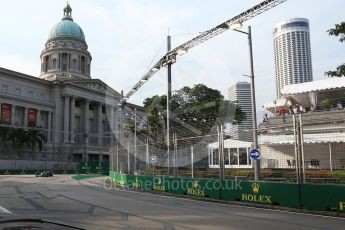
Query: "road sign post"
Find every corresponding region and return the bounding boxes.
[250,149,260,161]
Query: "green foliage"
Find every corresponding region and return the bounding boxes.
[0,123,46,156]
[325,64,345,78]
[319,98,334,110]
[325,22,345,77]
[140,84,245,140]
[328,22,345,43]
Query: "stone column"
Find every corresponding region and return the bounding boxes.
[24,107,28,128]
[70,97,75,143]
[84,100,90,144]
[108,105,115,145]
[36,110,41,127]
[97,103,103,145]
[114,106,119,140]
[63,95,70,143]
[11,104,16,126]
[47,111,52,144]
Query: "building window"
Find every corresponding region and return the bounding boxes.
[15,88,21,96]
[2,85,8,93]
[62,53,68,71]
[89,104,94,110]
[81,56,85,73]
[44,56,49,72]
[52,58,57,69]
[39,94,45,101]
[72,59,77,70]
[28,91,33,98]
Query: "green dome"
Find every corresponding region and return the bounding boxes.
[48,19,86,43]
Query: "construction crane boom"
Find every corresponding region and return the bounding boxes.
[121,0,287,103]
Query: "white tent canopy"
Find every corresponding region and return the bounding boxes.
[208,139,252,149]
[263,98,292,113]
[259,132,345,145]
[281,77,345,95]
[263,78,345,110]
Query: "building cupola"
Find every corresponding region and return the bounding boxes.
[39,3,92,81]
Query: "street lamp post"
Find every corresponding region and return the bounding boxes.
[167,34,172,176]
[134,108,137,174]
[233,25,260,181]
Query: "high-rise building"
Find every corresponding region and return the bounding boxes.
[228,82,253,142]
[273,18,313,98]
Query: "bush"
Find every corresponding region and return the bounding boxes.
[319,99,334,110]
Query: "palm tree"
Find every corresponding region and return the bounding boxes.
[8,128,30,158]
[25,129,46,158]
[0,121,11,146]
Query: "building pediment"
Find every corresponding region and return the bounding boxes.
[66,79,121,98]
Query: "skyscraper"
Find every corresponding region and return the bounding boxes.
[228,82,253,142]
[273,18,313,98]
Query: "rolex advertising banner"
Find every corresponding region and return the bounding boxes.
[221,180,301,209]
[1,103,11,122]
[180,178,221,199]
[79,162,109,175]
[28,108,37,127]
[128,175,154,190]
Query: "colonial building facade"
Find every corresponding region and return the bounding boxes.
[0,4,139,163]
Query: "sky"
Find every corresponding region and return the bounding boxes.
[0,0,344,111]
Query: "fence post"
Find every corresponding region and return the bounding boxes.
[173,133,178,177]
[293,115,300,183]
[299,114,305,183]
[146,138,149,174]
[218,125,225,180]
[116,145,119,173]
[127,142,130,174]
[329,142,333,171]
[133,108,137,174]
[110,147,113,172]
[191,145,194,179]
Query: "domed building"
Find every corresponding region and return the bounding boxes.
[0,4,141,168]
[40,3,92,81]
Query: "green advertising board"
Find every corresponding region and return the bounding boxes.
[300,184,345,212]
[180,178,221,199]
[108,172,345,214]
[79,162,109,175]
[221,180,301,209]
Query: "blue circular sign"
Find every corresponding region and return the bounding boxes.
[250,149,260,160]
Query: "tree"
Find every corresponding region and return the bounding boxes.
[325,22,345,77]
[0,121,11,146]
[26,129,46,156]
[7,128,46,159]
[141,84,245,141]
[8,128,30,158]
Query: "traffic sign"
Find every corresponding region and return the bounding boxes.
[151,155,158,163]
[250,149,260,160]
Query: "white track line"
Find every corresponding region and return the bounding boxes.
[0,205,12,214]
[0,177,14,182]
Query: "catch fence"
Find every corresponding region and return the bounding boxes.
[110,110,345,184]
